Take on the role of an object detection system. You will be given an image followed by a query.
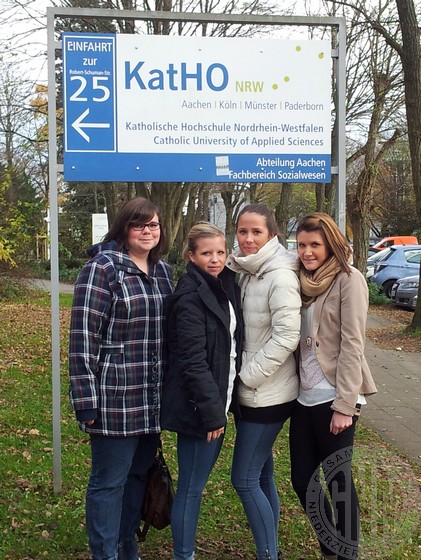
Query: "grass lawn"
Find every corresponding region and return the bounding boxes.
[0,292,420,559]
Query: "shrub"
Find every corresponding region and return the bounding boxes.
[0,273,32,300]
[368,281,390,305]
[166,245,187,284]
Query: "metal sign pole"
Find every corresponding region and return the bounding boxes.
[336,18,347,234]
[47,8,62,493]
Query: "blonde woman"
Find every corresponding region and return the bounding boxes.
[161,222,243,560]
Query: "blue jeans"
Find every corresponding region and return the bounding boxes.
[171,433,224,560]
[86,433,159,560]
[231,419,288,560]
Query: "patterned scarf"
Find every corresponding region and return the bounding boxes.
[300,255,342,307]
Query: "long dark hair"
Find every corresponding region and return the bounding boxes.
[296,213,352,274]
[103,197,165,263]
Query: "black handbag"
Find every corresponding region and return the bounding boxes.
[137,439,175,541]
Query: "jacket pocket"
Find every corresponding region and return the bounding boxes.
[99,343,125,398]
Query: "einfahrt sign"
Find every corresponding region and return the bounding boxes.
[62,33,331,183]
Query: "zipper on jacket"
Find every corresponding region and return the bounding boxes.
[253,388,257,404]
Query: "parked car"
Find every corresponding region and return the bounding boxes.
[366,251,387,280]
[391,275,419,310]
[370,244,421,297]
[370,235,419,252]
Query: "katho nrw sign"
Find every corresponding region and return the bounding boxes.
[63,33,331,183]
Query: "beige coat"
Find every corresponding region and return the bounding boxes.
[309,267,377,416]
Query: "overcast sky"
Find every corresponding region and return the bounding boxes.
[0,0,322,86]
[0,0,52,83]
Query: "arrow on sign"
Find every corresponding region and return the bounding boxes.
[72,108,111,142]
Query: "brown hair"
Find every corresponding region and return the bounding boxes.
[183,222,226,261]
[236,203,279,236]
[296,212,352,274]
[103,197,165,263]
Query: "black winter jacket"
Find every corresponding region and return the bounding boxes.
[161,263,243,438]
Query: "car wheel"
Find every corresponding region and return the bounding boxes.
[382,279,396,298]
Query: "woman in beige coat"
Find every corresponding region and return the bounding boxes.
[289,213,377,560]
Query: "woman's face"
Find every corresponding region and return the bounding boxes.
[236,212,274,255]
[126,213,161,256]
[189,235,227,277]
[297,230,330,272]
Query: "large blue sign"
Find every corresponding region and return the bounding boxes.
[62,33,332,183]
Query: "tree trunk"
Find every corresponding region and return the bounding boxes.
[315,184,325,213]
[348,190,371,272]
[396,0,421,331]
[348,65,397,272]
[274,183,292,246]
[149,182,193,255]
[221,189,236,252]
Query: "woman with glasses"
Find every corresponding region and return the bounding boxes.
[69,197,172,560]
[161,222,243,560]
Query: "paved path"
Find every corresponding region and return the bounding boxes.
[364,313,421,466]
[26,278,74,294]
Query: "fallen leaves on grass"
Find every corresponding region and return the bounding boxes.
[367,305,421,352]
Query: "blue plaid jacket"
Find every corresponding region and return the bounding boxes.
[68,241,173,436]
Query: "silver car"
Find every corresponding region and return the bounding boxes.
[390,275,419,309]
[366,250,388,280]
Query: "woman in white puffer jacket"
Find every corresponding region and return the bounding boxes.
[227,203,301,560]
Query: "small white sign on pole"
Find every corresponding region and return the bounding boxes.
[92,213,109,244]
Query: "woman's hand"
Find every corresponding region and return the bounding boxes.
[330,411,353,435]
[207,427,225,442]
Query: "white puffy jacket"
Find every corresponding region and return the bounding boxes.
[227,236,301,408]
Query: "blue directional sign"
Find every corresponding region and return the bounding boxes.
[63,34,116,153]
[62,33,332,183]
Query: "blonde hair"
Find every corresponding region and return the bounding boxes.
[183,222,226,260]
[296,213,352,274]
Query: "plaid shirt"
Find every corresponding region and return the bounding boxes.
[68,242,172,436]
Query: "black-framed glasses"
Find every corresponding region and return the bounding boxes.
[130,222,160,232]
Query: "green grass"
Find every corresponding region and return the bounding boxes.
[0,292,420,559]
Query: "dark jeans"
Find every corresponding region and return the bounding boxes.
[289,401,359,560]
[86,433,159,560]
